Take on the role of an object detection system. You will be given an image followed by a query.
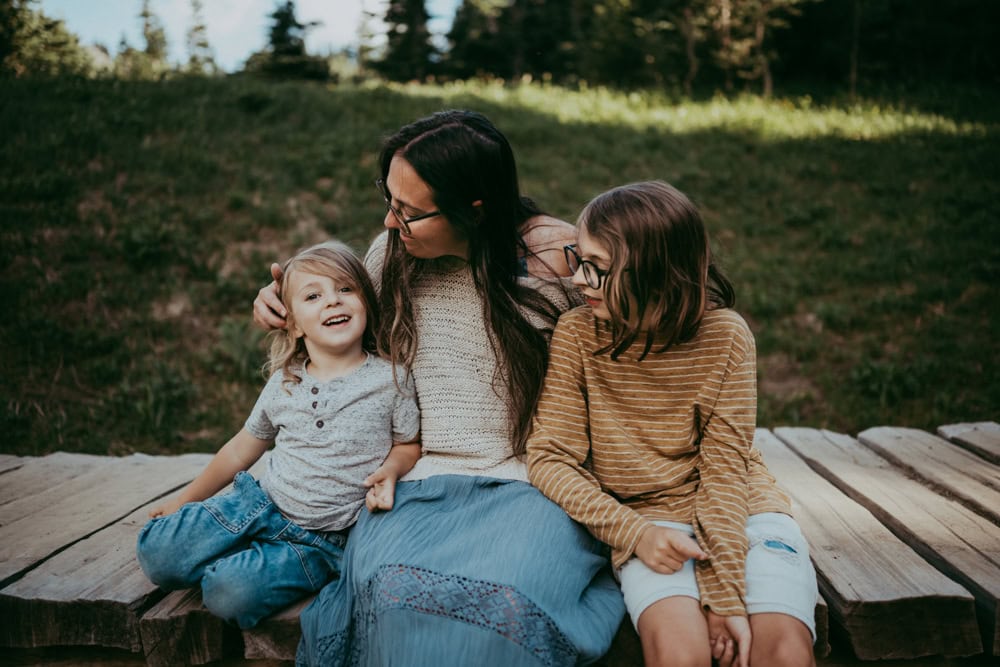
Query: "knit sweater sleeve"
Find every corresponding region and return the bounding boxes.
[526,310,652,565]
[692,315,757,617]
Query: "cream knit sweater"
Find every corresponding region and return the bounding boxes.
[365,232,577,482]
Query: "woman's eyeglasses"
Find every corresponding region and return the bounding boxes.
[375,179,441,235]
[564,244,608,289]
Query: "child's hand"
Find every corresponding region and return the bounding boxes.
[363,465,398,512]
[634,525,708,574]
[708,611,751,667]
[148,497,184,519]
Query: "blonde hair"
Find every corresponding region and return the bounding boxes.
[579,180,734,360]
[265,241,379,385]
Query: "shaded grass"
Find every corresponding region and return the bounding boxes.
[0,76,997,455]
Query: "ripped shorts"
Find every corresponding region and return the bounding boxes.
[617,512,818,641]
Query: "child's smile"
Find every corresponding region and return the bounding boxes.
[288,270,367,363]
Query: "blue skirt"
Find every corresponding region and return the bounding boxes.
[296,475,625,666]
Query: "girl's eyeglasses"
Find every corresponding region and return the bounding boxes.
[564,244,608,289]
[375,179,441,235]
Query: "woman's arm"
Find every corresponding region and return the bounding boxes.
[148,429,271,517]
[520,215,576,278]
[253,263,287,330]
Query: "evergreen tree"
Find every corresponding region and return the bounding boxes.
[445,0,509,79]
[185,0,217,74]
[244,1,328,80]
[376,0,436,81]
[0,0,94,77]
[140,0,168,72]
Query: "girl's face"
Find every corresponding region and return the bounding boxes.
[383,155,469,260]
[287,269,367,360]
[572,223,613,321]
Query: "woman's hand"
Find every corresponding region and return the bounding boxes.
[252,263,287,330]
[148,497,184,519]
[634,525,708,574]
[708,611,752,667]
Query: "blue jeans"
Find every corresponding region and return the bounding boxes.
[136,471,345,629]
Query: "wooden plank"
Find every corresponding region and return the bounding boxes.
[1,504,168,652]
[0,454,27,475]
[858,427,1000,526]
[755,428,979,659]
[139,588,241,667]
[775,427,1000,656]
[938,422,1000,466]
[243,596,312,660]
[0,454,212,651]
[0,453,211,587]
[0,452,106,508]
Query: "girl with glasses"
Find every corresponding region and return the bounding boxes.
[254,111,625,666]
[528,181,818,667]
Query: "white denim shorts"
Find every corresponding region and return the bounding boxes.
[617,512,818,641]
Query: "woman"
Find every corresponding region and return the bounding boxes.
[254,110,625,666]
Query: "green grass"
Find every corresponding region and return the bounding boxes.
[1,76,997,456]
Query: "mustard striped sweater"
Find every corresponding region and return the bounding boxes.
[526,306,790,616]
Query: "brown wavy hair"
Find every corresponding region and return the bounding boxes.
[375,110,565,455]
[579,180,735,360]
[266,241,379,386]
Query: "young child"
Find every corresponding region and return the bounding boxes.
[136,241,420,630]
[527,181,817,667]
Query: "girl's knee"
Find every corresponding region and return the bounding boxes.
[753,624,815,667]
[640,629,710,667]
[765,636,815,667]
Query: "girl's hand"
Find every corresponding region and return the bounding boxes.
[148,497,184,519]
[634,525,708,574]
[363,466,399,512]
[708,611,751,667]
[252,263,287,331]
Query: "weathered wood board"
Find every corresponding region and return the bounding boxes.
[775,427,1000,656]
[0,454,27,475]
[938,422,1000,466]
[858,427,1000,526]
[139,588,240,667]
[755,428,980,659]
[242,596,312,660]
[0,452,106,508]
[0,454,211,651]
[0,453,212,587]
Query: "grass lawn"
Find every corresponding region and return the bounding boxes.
[1,76,997,456]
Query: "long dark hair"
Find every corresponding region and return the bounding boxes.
[376,110,563,454]
[580,180,735,360]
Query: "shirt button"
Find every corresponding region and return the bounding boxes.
[312,401,318,409]
[311,387,319,395]
[316,420,324,428]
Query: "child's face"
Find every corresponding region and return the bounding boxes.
[572,224,613,321]
[287,269,367,359]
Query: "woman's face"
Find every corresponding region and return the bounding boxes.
[572,223,613,321]
[383,155,469,260]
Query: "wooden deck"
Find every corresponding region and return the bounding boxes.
[1,422,998,666]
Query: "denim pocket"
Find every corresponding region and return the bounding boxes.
[201,472,272,533]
